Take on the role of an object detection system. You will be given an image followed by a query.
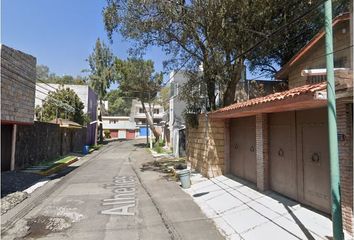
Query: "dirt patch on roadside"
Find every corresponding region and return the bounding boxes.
[141,158,187,181]
[25,215,71,239]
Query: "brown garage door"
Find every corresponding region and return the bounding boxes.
[297,108,330,214]
[269,108,330,214]
[230,116,256,183]
[269,112,297,200]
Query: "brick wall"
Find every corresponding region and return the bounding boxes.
[256,114,269,191]
[337,101,353,235]
[186,115,225,178]
[1,45,36,124]
[15,122,86,169]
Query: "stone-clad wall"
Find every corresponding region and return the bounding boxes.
[1,45,36,124]
[186,115,225,178]
[15,122,86,169]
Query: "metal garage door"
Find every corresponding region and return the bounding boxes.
[126,130,135,139]
[230,116,256,183]
[297,108,330,214]
[118,130,127,139]
[139,127,148,137]
[269,112,297,200]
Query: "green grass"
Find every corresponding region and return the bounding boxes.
[54,156,77,164]
[89,144,103,151]
[37,155,76,167]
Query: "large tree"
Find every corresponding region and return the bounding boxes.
[114,58,163,141]
[36,87,87,125]
[36,65,86,85]
[105,89,132,115]
[87,38,115,143]
[103,0,348,110]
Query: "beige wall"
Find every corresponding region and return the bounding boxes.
[288,21,350,88]
[187,115,225,178]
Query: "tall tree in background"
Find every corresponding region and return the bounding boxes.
[36,65,86,85]
[36,87,86,125]
[87,38,115,143]
[115,58,163,141]
[103,0,348,110]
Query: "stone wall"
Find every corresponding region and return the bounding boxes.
[1,45,36,124]
[15,122,86,169]
[186,115,225,178]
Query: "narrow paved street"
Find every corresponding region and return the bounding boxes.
[2,140,223,240]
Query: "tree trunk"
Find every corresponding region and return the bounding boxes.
[207,80,216,111]
[223,61,244,107]
[141,101,160,142]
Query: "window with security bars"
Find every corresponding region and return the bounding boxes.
[306,75,326,84]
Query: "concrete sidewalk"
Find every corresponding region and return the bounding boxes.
[184,174,352,240]
[131,146,224,240]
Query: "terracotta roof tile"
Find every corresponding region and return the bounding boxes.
[213,82,327,114]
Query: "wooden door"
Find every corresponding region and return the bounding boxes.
[230,119,244,178]
[269,112,297,200]
[297,108,330,213]
[230,117,256,183]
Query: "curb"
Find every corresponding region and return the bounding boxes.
[38,157,78,176]
[1,144,112,234]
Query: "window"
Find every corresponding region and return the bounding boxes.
[306,75,326,84]
[153,109,159,114]
[109,120,117,124]
[139,108,144,113]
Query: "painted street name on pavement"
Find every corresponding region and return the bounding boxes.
[101,176,136,216]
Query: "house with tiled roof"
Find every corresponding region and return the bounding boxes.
[186,13,353,236]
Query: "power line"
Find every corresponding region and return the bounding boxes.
[229,0,325,64]
[2,66,76,112]
[36,81,88,111]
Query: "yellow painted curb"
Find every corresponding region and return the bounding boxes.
[39,157,78,176]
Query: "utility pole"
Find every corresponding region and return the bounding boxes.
[324,1,343,239]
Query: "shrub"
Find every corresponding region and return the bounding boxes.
[104,129,111,138]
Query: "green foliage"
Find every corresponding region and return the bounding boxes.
[114,58,163,140]
[103,0,349,109]
[87,38,115,101]
[36,65,86,85]
[105,89,132,115]
[184,113,199,129]
[104,129,111,138]
[38,87,86,125]
[158,86,170,112]
[114,58,162,102]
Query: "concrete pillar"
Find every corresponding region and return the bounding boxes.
[224,119,230,174]
[10,124,17,171]
[256,113,269,191]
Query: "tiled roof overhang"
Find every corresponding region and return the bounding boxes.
[211,82,327,119]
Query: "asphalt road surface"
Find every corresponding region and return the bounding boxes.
[2,140,223,240]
